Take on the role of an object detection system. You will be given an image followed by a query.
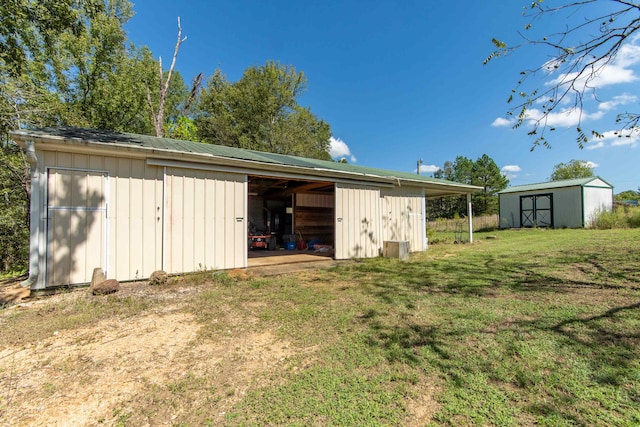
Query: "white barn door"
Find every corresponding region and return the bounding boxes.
[335,184,382,259]
[46,168,108,286]
[164,168,246,273]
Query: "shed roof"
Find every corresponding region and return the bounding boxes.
[498,177,613,194]
[11,127,482,197]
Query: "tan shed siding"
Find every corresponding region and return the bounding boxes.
[380,187,425,252]
[43,152,111,287]
[165,168,246,273]
[107,157,163,281]
[335,184,382,259]
[42,151,164,285]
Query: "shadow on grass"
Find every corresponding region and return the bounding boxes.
[340,242,640,424]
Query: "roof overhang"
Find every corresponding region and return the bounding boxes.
[10,129,482,197]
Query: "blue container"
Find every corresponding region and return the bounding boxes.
[286,242,296,250]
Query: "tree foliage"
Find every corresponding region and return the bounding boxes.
[550,159,595,181]
[196,61,331,159]
[614,188,640,201]
[0,0,190,273]
[485,0,640,149]
[428,154,508,218]
[0,139,30,272]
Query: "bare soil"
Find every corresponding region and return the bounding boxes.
[0,278,300,426]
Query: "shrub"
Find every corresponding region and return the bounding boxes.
[592,206,640,229]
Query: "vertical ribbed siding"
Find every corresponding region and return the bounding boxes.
[381,187,425,252]
[165,168,246,273]
[335,184,381,259]
[43,152,110,287]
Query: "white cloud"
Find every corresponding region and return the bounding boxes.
[598,93,637,112]
[584,161,599,168]
[417,164,440,174]
[495,38,640,132]
[585,129,640,149]
[545,55,638,90]
[329,136,357,162]
[585,140,606,150]
[545,43,640,90]
[611,135,639,147]
[523,107,584,127]
[501,165,521,173]
[491,117,512,127]
[611,40,640,68]
[501,164,521,179]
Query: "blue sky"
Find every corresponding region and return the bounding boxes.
[125,0,640,192]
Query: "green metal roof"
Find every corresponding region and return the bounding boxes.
[11,127,482,195]
[498,177,612,194]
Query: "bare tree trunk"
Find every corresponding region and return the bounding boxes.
[147,17,187,137]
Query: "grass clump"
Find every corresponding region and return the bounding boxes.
[592,205,640,229]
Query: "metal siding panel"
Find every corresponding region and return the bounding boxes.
[224,177,235,268]
[115,158,131,277]
[57,152,72,168]
[552,188,582,228]
[583,187,613,227]
[408,195,423,251]
[142,165,161,276]
[234,177,247,268]
[214,178,226,268]
[204,177,216,267]
[167,169,183,273]
[128,159,144,279]
[46,168,107,286]
[182,171,196,270]
[335,184,381,259]
[104,157,118,276]
[164,168,246,273]
[499,193,520,228]
[380,187,424,252]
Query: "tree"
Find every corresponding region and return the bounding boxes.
[196,61,331,159]
[145,17,187,137]
[0,139,30,272]
[485,1,640,149]
[550,159,595,181]
[614,189,640,201]
[0,0,191,273]
[0,0,88,77]
[473,154,509,215]
[427,154,508,218]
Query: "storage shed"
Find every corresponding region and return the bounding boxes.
[498,177,613,229]
[12,127,481,290]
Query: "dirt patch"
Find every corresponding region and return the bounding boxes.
[0,275,30,306]
[0,286,303,426]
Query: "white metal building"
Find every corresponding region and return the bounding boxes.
[498,177,613,229]
[12,127,481,290]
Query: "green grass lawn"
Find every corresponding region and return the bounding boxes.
[225,229,640,426]
[3,228,639,425]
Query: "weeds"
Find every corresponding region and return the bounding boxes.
[592,205,640,229]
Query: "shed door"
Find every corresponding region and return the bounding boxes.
[335,184,381,259]
[46,168,108,286]
[164,168,246,273]
[520,194,553,227]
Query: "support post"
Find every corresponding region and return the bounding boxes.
[467,193,473,243]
